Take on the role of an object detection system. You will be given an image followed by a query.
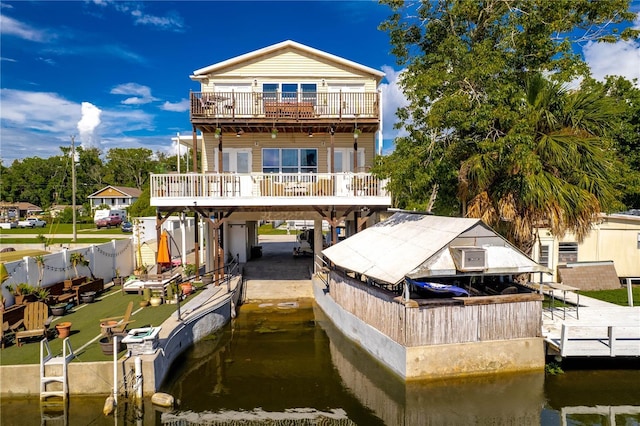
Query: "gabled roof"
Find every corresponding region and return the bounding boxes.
[322,212,550,285]
[88,185,142,198]
[191,40,385,81]
[0,201,41,210]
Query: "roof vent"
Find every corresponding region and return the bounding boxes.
[450,246,487,272]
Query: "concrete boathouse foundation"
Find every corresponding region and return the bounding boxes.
[312,271,545,381]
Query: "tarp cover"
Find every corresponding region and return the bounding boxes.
[321,212,550,285]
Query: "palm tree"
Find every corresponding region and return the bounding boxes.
[460,74,623,255]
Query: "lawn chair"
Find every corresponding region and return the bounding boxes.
[99,301,135,336]
[2,321,16,349]
[15,301,51,346]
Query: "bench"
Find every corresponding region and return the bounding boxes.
[73,278,104,304]
[46,281,76,305]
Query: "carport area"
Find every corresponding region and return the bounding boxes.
[241,234,314,301]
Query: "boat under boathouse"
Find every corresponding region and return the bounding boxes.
[314,211,552,380]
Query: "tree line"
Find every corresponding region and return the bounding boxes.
[0,147,191,219]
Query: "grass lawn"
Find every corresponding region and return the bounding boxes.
[258,224,290,235]
[582,286,640,307]
[0,285,190,365]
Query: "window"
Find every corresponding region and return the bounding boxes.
[558,243,578,263]
[262,148,317,174]
[539,245,550,267]
[262,83,317,103]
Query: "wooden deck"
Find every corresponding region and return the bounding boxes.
[541,289,640,358]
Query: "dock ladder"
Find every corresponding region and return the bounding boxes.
[40,337,74,401]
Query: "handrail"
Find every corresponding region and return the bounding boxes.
[150,172,389,200]
[314,254,329,287]
[191,90,380,120]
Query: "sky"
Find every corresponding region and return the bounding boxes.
[1,1,639,165]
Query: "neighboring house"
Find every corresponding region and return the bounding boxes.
[88,186,142,212]
[531,212,640,285]
[149,40,391,269]
[49,204,86,217]
[0,201,42,219]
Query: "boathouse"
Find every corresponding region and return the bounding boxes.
[315,211,551,380]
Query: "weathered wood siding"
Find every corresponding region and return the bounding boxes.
[329,271,542,347]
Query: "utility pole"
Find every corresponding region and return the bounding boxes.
[71,135,77,242]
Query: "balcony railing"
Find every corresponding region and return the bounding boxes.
[150,173,389,205]
[190,91,380,121]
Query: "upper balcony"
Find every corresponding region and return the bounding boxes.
[150,172,390,209]
[190,91,380,133]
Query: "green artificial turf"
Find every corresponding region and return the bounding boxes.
[0,285,190,365]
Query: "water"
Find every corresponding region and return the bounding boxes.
[2,301,639,425]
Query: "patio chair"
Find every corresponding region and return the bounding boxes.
[15,301,51,346]
[99,301,135,336]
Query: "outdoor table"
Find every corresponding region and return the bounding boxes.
[548,283,580,320]
[100,320,119,336]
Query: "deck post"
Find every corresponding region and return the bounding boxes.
[608,326,616,357]
[560,324,568,357]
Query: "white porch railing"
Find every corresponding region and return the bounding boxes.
[150,172,389,201]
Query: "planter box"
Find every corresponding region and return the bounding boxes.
[121,327,161,355]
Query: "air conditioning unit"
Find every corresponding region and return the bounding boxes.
[450,246,487,271]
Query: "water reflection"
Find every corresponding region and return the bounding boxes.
[162,302,548,425]
[1,302,638,425]
[316,304,547,425]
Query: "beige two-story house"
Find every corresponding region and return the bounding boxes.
[150,40,391,273]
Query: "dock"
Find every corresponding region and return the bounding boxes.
[540,287,640,359]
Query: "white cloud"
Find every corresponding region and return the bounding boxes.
[77,102,102,149]
[583,38,640,86]
[379,65,410,150]
[0,15,50,42]
[161,99,190,112]
[110,83,158,105]
[0,89,160,163]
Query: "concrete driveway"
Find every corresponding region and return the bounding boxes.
[242,234,314,302]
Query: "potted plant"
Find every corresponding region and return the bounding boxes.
[180,281,194,296]
[214,127,222,139]
[11,283,35,305]
[149,290,163,307]
[353,128,362,139]
[50,303,67,316]
[140,288,151,307]
[70,253,89,279]
[100,334,125,355]
[113,269,124,286]
[165,284,176,304]
[135,264,149,277]
[271,128,278,139]
[81,291,96,303]
[183,263,197,280]
[33,287,50,303]
[55,321,72,339]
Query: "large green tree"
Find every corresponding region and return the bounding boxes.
[462,74,624,253]
[377,0,638,252]
[104,148,155,189]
